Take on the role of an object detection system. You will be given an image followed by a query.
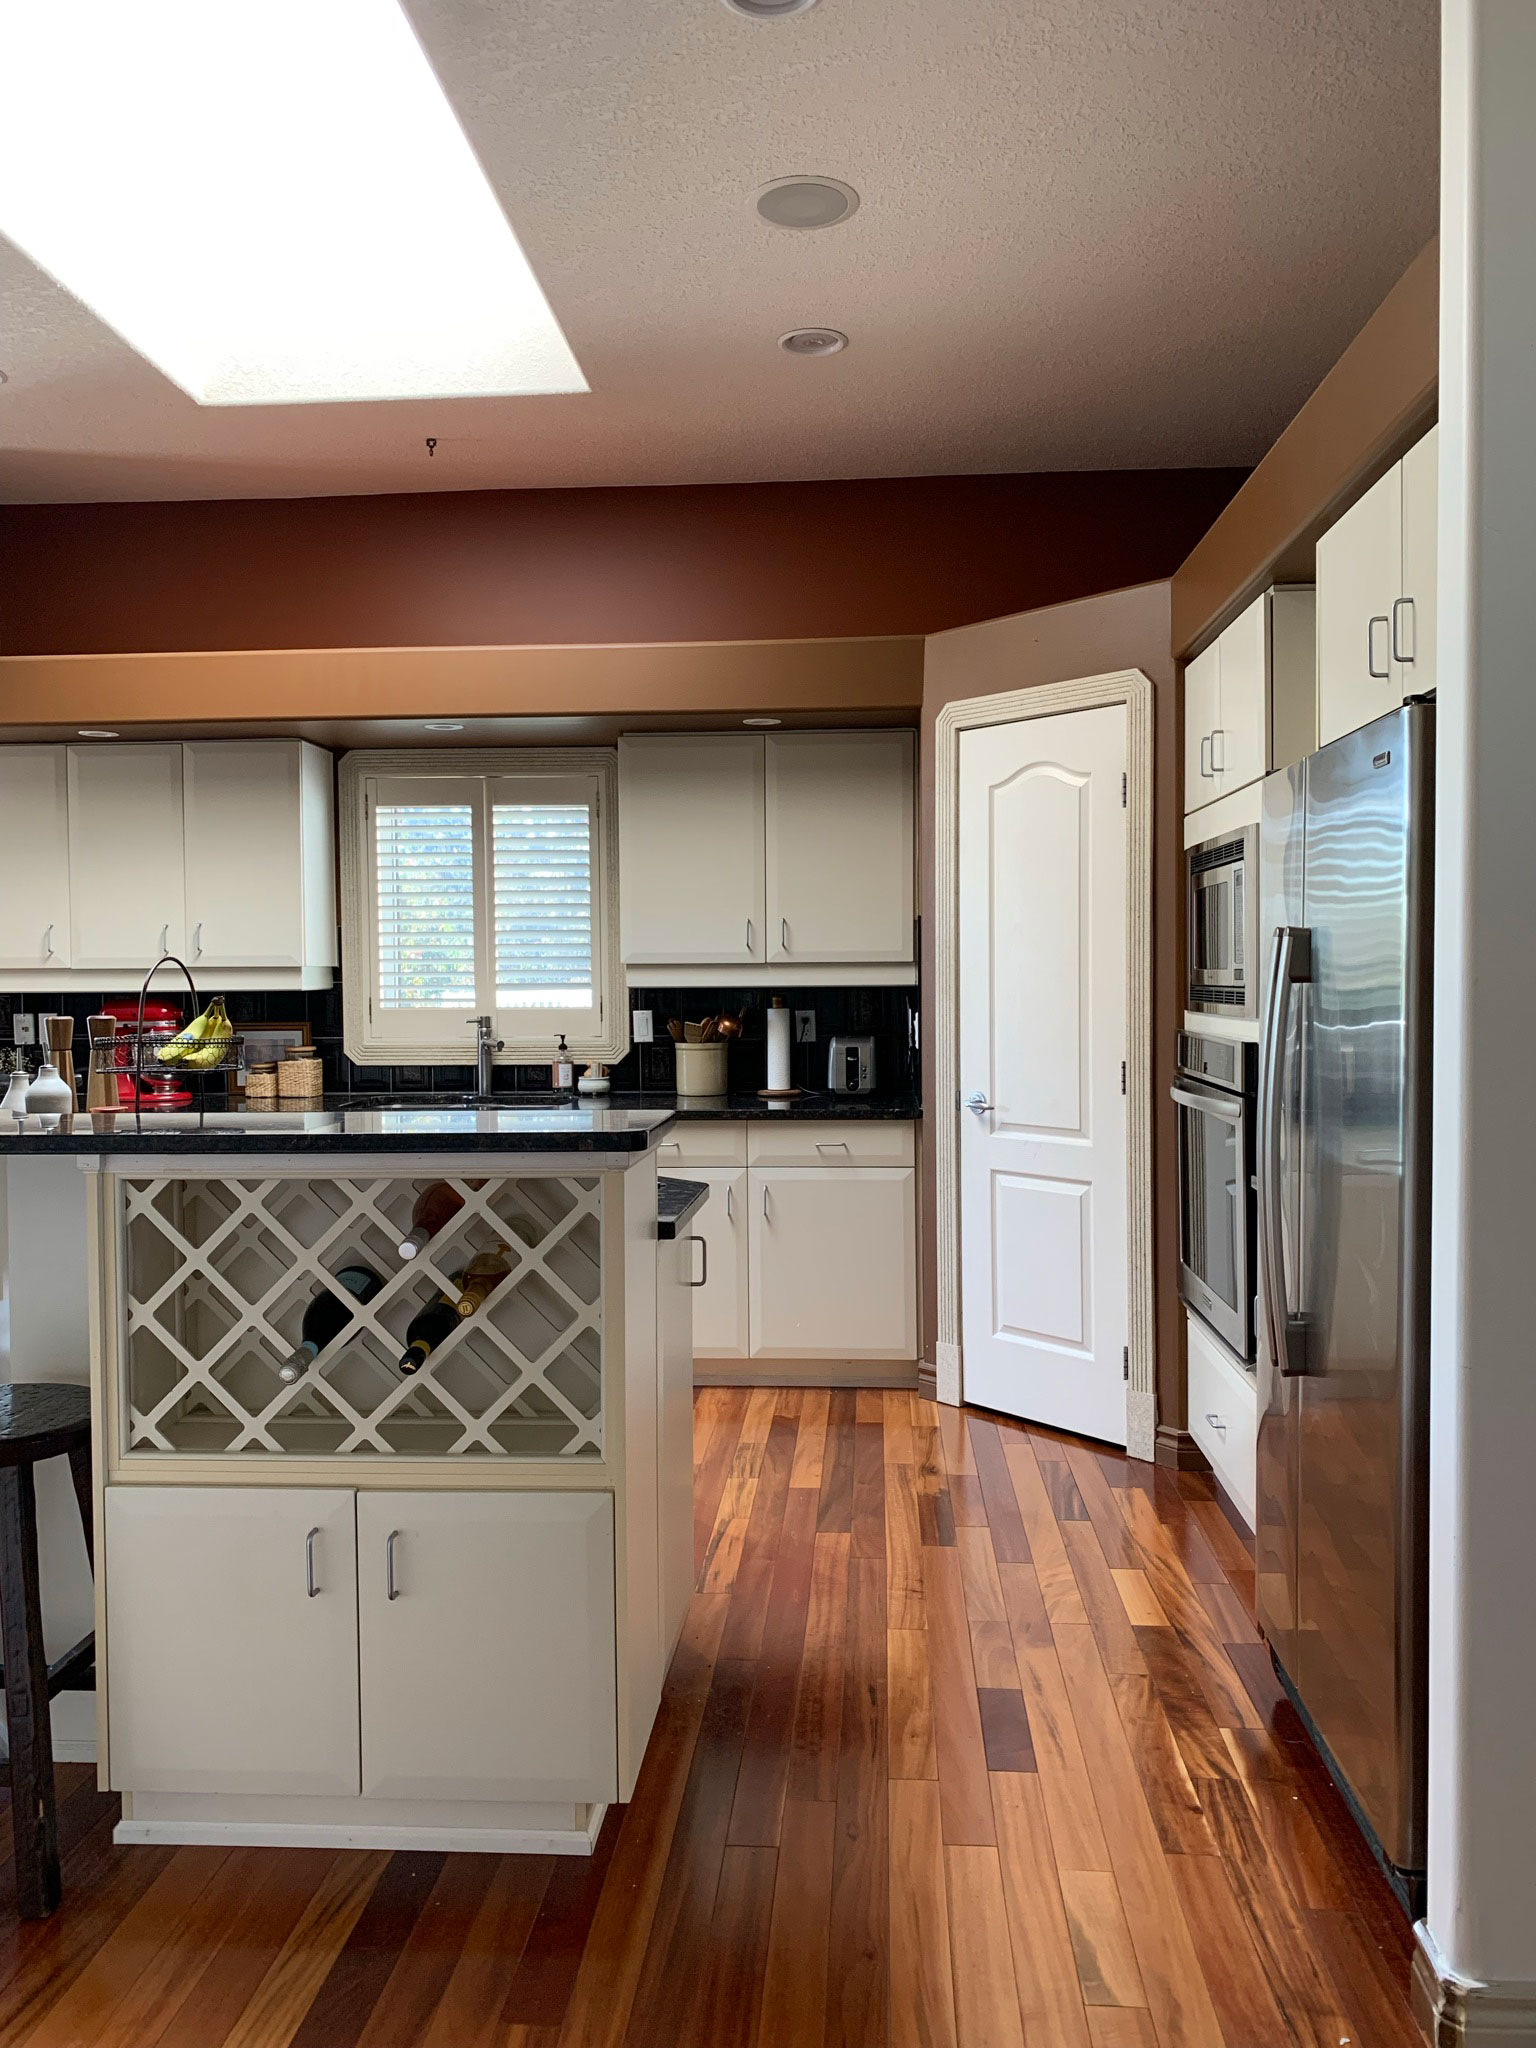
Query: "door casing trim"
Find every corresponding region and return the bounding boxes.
[933,668,1156,1458]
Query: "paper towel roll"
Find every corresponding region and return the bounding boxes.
[766,1001,791,1092]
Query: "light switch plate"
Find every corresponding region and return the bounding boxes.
[631,1008,654,1044]
[794,1010,816,1043]
[11,1013,35,1046]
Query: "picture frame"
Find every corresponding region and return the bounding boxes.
[233,1022,313,1096]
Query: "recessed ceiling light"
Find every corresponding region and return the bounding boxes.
[77,727,120,738]
[422,721,465,732]
[756,177,858,231]
[721,0,820,17]
[0,2,587,407]
[742,717,783,727]
[778,328,848,357]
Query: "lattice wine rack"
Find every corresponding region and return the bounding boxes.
[118,1174,604,1459]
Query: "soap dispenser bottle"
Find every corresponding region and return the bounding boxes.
[1,1055,31,1121]
[551,1033,574,1092]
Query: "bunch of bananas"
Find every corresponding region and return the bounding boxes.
[157,995,235,1070]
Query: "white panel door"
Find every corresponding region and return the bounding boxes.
[1183,641,1221,812]
[105,1486,359,1795]
[749,1166,917,1360]
[687,1167,749,1358]
[958,707,1129,1443]
[765,731,914,962]
[0,746,73,969]
[1316,463,1404,746]
[1213,593,1269,797]
[67,744,186,967]
[618,736,765,963]
[357,1491,617,1803]
[184,741,310,968]
[1399,425,1439,698]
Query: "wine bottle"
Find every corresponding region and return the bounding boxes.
[396,1178,485,1259]
[279,1264,382,1383]
[399,1294,460,1375]
[455,1243,512,1318]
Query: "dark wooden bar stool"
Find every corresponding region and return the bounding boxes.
[0,1384,94,1919]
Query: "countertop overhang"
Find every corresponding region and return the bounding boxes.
[0,1103,678,1156]
[656,1177,710,1238]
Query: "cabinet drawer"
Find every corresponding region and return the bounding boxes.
[746,1120,914,1169]
[1186,1315,1257,1529]
[653,1121,747,1168]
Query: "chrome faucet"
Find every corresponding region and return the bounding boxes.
[466,1014,503,1096]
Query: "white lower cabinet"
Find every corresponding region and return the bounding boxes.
[106,1485,617,1807]
[687,1167,749,1358]
[1186,1313,1258,1529]
[105,1486,361,1797]
[357,1492,616,1804]
[749,1165,917,1360]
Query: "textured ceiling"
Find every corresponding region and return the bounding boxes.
[0,0,1439,504]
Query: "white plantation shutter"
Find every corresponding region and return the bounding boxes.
[375,799,477,1008]
[492,800,594,1009]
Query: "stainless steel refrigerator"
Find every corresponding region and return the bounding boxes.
[1255,698,1433,1908]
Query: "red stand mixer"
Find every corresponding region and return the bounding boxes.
[102,998,194,1109]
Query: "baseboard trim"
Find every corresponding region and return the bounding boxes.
[115,1802,609,1858]
[1155,1424,1211,1471]
[916,1363,937,1402]
[693,1364,918,1389]
[1413,1922,1536,2046]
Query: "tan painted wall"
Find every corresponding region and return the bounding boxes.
[920,582,1185,1438]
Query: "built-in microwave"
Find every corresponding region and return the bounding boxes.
[1187,823,1259,1019]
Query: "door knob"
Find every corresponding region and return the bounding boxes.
[966,1091,994,1114]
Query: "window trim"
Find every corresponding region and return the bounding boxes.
[339,747,625,1068]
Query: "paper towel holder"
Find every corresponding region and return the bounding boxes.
[758,994,803,1100]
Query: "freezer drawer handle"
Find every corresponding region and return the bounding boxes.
[1170,1082,1242,1124]
[1204,1412,1228,1438]
[1258,924,1312,1377]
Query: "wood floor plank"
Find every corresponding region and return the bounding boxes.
[851,1405,888,1562]
[1053,1624,1225,2048]
[1168,1850,1295,2048]
[758,1801,835,2048]
[1110,1569,1169,1628]
[219,1851,391,2048]
[818,1391,857,1535]
[789,1387,830,1490]
[692,1401,748,1575]
[1132,1624,1242,1786]
[700,1434,768,1596]
[1106,1667,1216,1858]
[915,1424,956,1549]
[945,1847,1026,2048]
[425,1857,559,2048]
[687,1845,777,2048]
[825,1552,889,2048]
[881,1390,916,1471]
[1057,1868,1148,2008]
[887,1627,937,1780]
[1064,1444,1138,1567]
[500,1813,622,2031]
[789,1532,851,1805]
[922,1543,995,1847]
[884,1460,927,1630]
[288,1851,449,2048]
[1085,2010,1159,2048]
[730,1486,819,1845]
[351,1854,500,2048]
[966,1419,1033,1564]
[1062,1522,1148,1677]
[976,1689,1036,1773]
[1016,1641,1113,1874]
[989,1773,1092,2048]
[888,1781,959,2048]
[1003,1440,1090,1627]
[955,1524,1021,1689]
[1303,1906,1423,2048]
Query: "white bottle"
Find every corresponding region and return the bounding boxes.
[1,1064,30,1120]
[26,1060,73,1126]
[766,998,792,1092]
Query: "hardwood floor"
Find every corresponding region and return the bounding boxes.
[0,1389,1423,2047]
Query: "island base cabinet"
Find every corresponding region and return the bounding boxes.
[749,1166,917,1360]
[105,1487,361,1798]
[357,1492,617,1805]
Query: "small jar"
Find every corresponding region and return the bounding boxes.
[244,1060,278,1103]
[278,1049,324,1102]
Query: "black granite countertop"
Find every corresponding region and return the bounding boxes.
[657,1177,710,1238]
[605,1089,921,1121]
[0,1101,676,1156]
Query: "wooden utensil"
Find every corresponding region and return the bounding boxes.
[667,1019,684,1042]
[700,1016,718,1042]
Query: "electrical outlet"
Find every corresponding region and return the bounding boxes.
[631,1008,654,1044]
[794,1010,816,1043]
[11,1013,35,1047]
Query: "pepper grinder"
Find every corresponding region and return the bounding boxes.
[45,1013,77,1110]
[86,1013,119,1113]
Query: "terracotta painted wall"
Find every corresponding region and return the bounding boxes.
[0,470,1242,657]
[919,581,1186,1440]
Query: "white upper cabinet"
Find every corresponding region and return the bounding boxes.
[765,731,914,962]
[618,729,915,974]
[1184,588,1317,816]
[0,745,73,970]
[68,743,187,969]
[184,741,336,971]
[619,735,766,964]
[1316,425,1437,747]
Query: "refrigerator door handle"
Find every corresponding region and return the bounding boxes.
[1259,924,1312,1376]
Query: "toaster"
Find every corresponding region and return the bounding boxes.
[827,1035,876,1094]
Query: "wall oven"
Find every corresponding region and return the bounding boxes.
[1187,823,1259,1019]
[1172,1032,1258,1361]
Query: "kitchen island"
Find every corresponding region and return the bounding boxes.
[0,1105,701,1856]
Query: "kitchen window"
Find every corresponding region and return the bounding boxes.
[340,749,623,1066]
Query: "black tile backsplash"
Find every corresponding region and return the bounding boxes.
[6,979,920,1100]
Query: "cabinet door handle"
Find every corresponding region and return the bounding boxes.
[42,923,54,959]
[386,1528,401,1600]
[158,924,170,956]
[745,918,754,954]
[192,921,203,957]
[780,917,790,952]
[1204,1411,1228,1438]
[761,1184,771,1220]
[305,1525,320,1597]
[725,1183,733,1222]
[1367,615,1392,680]
[816,1140,851,1153]
[1199,735,1214,780]
[1210,727,1226,773]
[1391,595,1415,664]
[688,1233,708,1287]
